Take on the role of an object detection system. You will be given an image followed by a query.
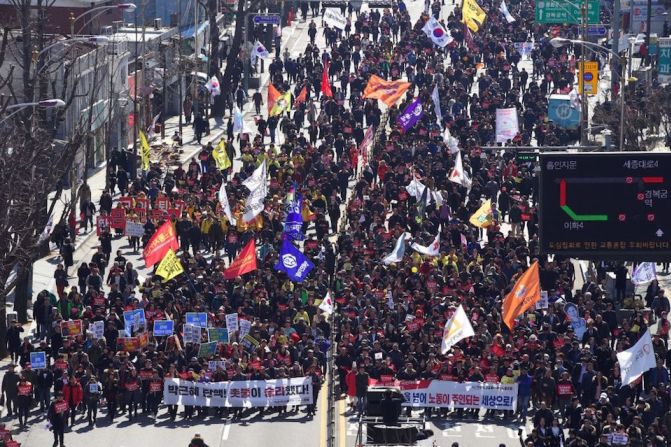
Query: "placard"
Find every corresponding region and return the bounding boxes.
[240,334,260,352]
[30,351,47,369]
[123,309,146,336]
[91,320,105,339]
[125,221,145,238]
[225,313,239,332]
[183,323,201,344]
[536,290,549,309]
[198,341,218,358]
[186,312,208,328]
[239,318,252,338]
[153,320,174,336]
[207,328,229,343]
[61,320,83,337]
[495,108,519,143]
[109,208,127,230]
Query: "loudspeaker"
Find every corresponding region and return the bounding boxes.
[366,424,417,444]
[366,387,403,417]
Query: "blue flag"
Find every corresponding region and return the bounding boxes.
[283,185,305,241]
[397,98,424,132]
[274,240,314,282]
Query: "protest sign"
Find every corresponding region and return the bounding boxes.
[208,360,227,371]
[183,324,201,344]
[225,313,239,332]
[495,108,519,143]
[323,9,347,29]
[30,351,47,369]
[91,320,105,339]
[123,309,146,336]
[536,291,549,309]
[61,320,82,337]
[240,334,260,352]
[117,337,141,352]
[186,312,208,328]
[207,328,229,343]
[198,342,218,358]
[398,380,517,410]
[125,221,145,238]
[163,377,313,407]
[239,319,252,338]
[153,320,174,336]
[109,208,126,231]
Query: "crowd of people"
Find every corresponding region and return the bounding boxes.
[3,0,671,447]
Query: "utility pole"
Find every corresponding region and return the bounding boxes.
[580,0,588,146]
[161,43,167,139]
[106,37,116,188]
[177,0,183,134]
[646,0,652,48]
[192,0,199,119]
[612,0,621,100]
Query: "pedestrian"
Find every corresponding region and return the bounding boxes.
[123,368,142,419]
[84,376,102,426]
[6,322,24,364]
[59,238,75,275]
[16,375,33,427]
[63,375,83,426]
[183,95,193,124]
[188,433,209,447]
[47,392,69,447]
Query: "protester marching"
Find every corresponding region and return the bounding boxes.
[3,0,671,446]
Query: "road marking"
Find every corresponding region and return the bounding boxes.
[338,399,347,447]
[475,423,495,438]
[221,420,231,441]
[320,382,327,447]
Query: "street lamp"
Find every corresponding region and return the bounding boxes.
[70,3,137,36]
[550,37,630,151]
[0,99,65,125]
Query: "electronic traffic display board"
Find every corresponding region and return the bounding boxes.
[539,152,671,260]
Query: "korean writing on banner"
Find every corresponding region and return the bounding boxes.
[207,328,229,343]
[183,323,202,344]
[125,221,145,238]
[240,334,260,352]
[61,320,83,337]
[91,320,105,339]
[239,318,252,338]
[396,380,518,411]
[198,342,218,358]
[163,377,313,408]
[109,208,127,231]
[30,351,47,369]
[153,320,174,336]
[495,108,519,143]
[96,216,110,236]
[225,313,239,332]
[186,312,208,328]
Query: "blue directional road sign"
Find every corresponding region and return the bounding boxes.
[587,25,607,36]
[253,14,280,25]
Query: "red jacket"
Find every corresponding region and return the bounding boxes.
[63,383,84,406]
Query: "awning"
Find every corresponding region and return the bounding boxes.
[180,22,208,39]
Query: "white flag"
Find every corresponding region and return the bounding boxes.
[405,178,431,205]
[218,181,236,225]
[617,330,657,386]
[383,233,409,265]
[319,291,334,314]
[242,160,267,191]
[205,76,221,97]
[448,151,472,189]
[631,262,657,285]
[441,305,475,354]
[422,17,453,48]
[431,85,442,127]
[443,127,460,154]
[243,180,267,223]
[233,105,244,133]
[250,41,270,64]
[411,228,441,257]
[499,0,516,23]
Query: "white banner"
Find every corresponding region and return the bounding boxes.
[617,329,656,386]
[163,377,313,407]
[495,108,519,143]
[323,9,347,29]
[125,221,145,238]
[395,380,517,410]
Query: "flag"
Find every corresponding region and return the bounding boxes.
[250,40,270,64]
[469,199,493,228]
[397,98,424,132]
[443,127,460,154]
[499,0,516,22]
[205,76,221,97]
[283,185,304,241]
[383,233,409,265]
[431,85,442,127]
[422,17,453,47]
[270,90,291,116]
[243,180,268,223]
[212,139,232,170]
[411,227,441,256]
[268,84,281,115]
[147,113,161,140]
[318,291,334,315]
[155,249,184,282]
[462,0,487,32]
[242,159,267,191]
[464,23,478,51]
[449,151,472,189]
[293,85,308,109]
[274,240,314,282]
[233,105,244,133]
[139,130,151,171]
[358,125,374,163]
[502,261,541,329]
[441,305,475,354]
[223,239,257,279]
[617,330,657,386]
[363,75,412,106]
[218,180,236,225]
[143,221,179,268]
[321,60,333,98]
[632,262,657,285]
[416,184,430,223]
[405,178,427,201]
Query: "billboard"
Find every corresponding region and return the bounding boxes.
[539,153,671,260]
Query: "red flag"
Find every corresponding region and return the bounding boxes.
[321,60,333,98]
[293,85,308,109]
[143,221,179,268]
[223,239,257,279]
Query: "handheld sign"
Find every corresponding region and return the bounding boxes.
[30,352,47,369]
[153,320,174,337]
[186,312,208,328]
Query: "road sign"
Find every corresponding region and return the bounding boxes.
[253,14,280,25]
[539,152,671,260]
[535,0,600,24]
[659,37,671,84]
[587,24,607,36]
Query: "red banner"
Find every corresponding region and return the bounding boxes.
[109,208,126,230]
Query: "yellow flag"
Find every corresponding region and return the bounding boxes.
[469,199,493,228]
[155,248,184,282]
[139,130,151,171]
[213,139,232,170]
[462,0,487,32]
[270,90,291,117]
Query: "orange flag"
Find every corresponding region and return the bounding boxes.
[293,85,307,109]
[268,84,280,114]
[502,261,541,329]
[143,221,179,268]
[363,75,412,106]
[321,60,333,98]
[223,239,257,279]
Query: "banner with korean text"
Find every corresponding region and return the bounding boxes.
[394,380,517,411]
[163,377,313,408]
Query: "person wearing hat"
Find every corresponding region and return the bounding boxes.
[1,362,19,417]
[47,392,69,447]
[16,374,33,427]
[188,433,209,447]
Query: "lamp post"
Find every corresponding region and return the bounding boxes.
[70,3,136,37]
[551,37,630,151]
[0,99,65,125]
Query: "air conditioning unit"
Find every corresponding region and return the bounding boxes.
[100,26,114,35]
[154,18,162,29]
